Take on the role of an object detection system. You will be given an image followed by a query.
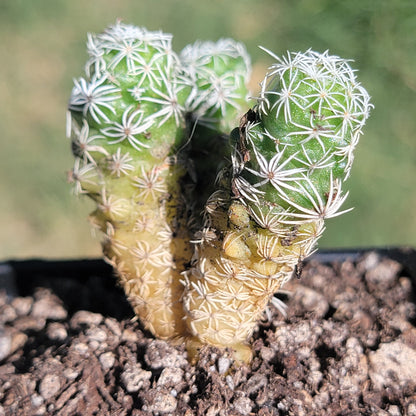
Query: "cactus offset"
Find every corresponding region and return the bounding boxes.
[180,39,251,213]
[181,39,251,133]
[182,49,372,362]
[67,22,194,340]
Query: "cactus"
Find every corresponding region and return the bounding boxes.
[180,39,251,214]
[67,22,195,340]
[182,49,372,363]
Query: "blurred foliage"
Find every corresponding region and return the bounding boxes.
[0,0,415,259]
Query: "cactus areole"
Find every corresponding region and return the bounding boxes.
[67,22,372,364]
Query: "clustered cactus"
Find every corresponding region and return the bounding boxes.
[67,22,372,363]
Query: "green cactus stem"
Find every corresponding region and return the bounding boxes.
[182,49,372,363]
[67,22,194,340]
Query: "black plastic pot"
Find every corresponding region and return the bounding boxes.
[1,247,415,312]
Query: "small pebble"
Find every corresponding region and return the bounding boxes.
[32,290,67,320]
[307,370,323,390]
[225,375,235,390]
[365,259,401,290]
[39,374,61,400]
[408,403,416,416]
[260,346,274,362]
[11,297,33,316]
[369,340,416,389]
[121,364,151,392]
[145,340,187,369]
[88,340,101,350]
[121,328,139,343]
[245,373,267,395]
[99,351,115,370]
[294,286,329,318]
[387,405,402,416]
[217,356,231,374]
[31,394,44,407]
[104,317,122,337]
[313,390,330,409]
[0,329,27,361]
[86,327,107,343]
[13,316,46,332]
[147,392,177,414]
[233,396,253,415]
[206,406,221,416]
[73,342,89,355]
[0,330,12,361]
[47,322,67,341]
[10,331,28,355]
[359,251,380,272]
[33,405,46,416]
[157,367,184,386]
[63,368,79,380]
[70,310,103,328]
[0,304,17,324]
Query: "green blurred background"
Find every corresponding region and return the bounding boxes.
[0,0,415,260]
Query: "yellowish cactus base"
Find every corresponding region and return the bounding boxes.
[89,160,193,340]
[183,200,325,363]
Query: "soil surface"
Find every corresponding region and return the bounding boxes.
[0,249,415,415]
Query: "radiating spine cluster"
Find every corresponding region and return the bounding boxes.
[182,49,372,362]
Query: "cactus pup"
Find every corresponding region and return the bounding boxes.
[67,22,195,340]
[183,49,372,362]
[180,39,251,214]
